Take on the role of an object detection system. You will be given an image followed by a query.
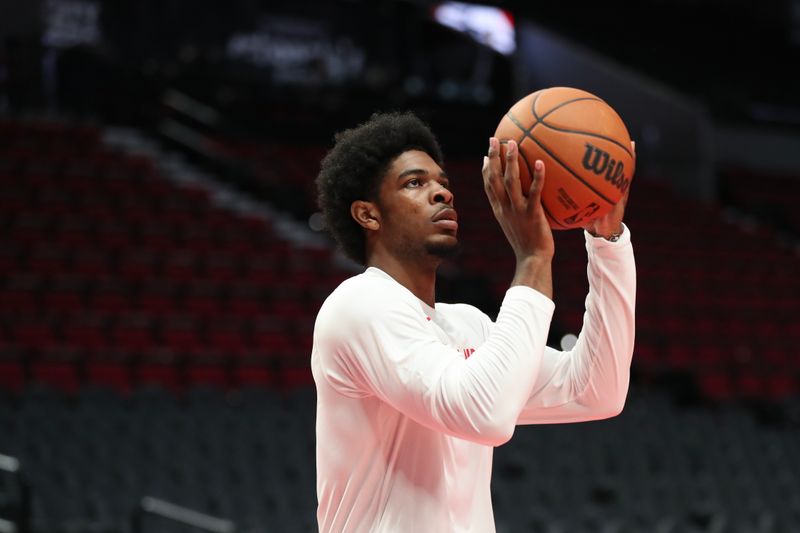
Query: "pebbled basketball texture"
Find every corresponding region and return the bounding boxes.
[495,87,634,229]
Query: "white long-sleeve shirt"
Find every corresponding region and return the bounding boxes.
[312,226,636,532]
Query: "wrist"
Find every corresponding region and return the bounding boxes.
[512,254,553,299]
[586,224,623,241]
[515,252,554,268]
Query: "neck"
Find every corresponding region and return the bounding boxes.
[367,253,439,307]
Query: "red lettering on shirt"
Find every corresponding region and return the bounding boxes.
[463,348,475,360]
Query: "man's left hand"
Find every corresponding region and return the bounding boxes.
[584,141,635,239]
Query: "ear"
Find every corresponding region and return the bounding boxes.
[350,200,380,231]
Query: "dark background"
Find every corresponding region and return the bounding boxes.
[5,0,800,147]
[519,0,800,129]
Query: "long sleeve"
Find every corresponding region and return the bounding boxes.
[313,271,554,446]
[516,224,636,424]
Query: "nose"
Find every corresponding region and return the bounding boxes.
[432,185,454,206]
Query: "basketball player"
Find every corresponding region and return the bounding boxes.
[312,112,635,532]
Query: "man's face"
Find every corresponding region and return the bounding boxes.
[374,149,459,260]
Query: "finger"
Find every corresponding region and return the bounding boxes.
[482,154,504,212]
[527,160,545,197]
[526,160,546,214]
[620,178,632,204]
[608,181,632,221]
[483,137,508,208]
[482,160,507,223]
[482,155,496,199]
[502,140,523,210]
[486,137,503,180]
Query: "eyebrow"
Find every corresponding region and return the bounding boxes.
[396,168,449,181]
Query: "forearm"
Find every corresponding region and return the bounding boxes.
[421,287,554,444]
[516,225,636,424]
[571,228,636,412]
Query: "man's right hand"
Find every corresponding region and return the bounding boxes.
[482,137,554,298]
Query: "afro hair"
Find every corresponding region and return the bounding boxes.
[316,111,444,265]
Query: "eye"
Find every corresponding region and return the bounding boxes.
[404,178,421,188]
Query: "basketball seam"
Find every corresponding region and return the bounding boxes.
[531,92,633,157]
[507,95,604,139]
[537,122,634,158]
[532,95,603,124]
[505,112,532,144]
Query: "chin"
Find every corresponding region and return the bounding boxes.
[426,238,461,259]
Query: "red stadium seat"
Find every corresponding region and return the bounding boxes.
[86,360,132,394]
[112,313,155,352]
[0,347,26,393]
[186,351,230,389]
[698,371,735,402]
[232,358,275,387]
[203,252,241,282]
[31,347,81,394]
[227,282,268,318]
[43,275,87,313]
[160,314,204,353]
[251,316,293,354]
[0,273,42,314]
[182,281,224,317]
[62,312,109,351]
[764,373,797,400]
[137,281,179,316]
[135,348,181,392]
[207,319,249,358]
[90,280,131,313]
[10,317,59,351]
[161,249,200,281]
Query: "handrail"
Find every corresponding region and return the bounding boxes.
[132,496,236,533]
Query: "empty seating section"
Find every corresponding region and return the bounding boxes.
[2,118,800,532]
[2,385,800,532]
[626,180,800,401]
[2,120,800,400]
[720,166,800,236]
[0,119,350,395]
[0,385,319,533]
[493,388,800,532]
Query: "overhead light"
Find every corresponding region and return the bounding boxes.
[432,2,516,56]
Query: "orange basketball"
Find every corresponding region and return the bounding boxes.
[494,87,634,229]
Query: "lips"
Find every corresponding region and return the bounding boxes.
[432,207,458,223]
[432,207,458,231]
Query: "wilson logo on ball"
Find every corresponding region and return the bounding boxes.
[581,143,630,193]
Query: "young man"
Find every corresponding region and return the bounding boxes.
[312,112,636,532]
